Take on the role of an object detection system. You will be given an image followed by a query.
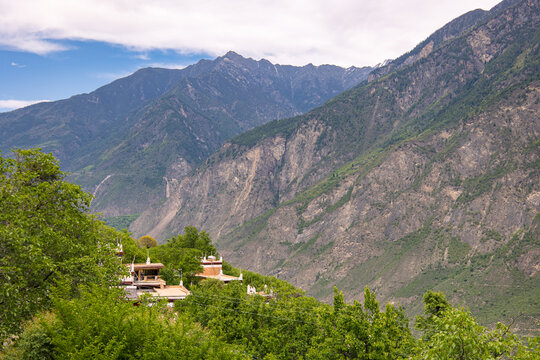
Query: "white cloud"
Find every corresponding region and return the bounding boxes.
[0,99,51,112]
[10,61,26,68]
[0,34,70,54]
[133,53,150,61]
[0,0,501,66]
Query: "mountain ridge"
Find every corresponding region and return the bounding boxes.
[0,52,372,217]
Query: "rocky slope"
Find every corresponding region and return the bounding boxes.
[132,0,540,333]
[0,53,371,217]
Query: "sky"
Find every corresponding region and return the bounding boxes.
[0,0,501,112]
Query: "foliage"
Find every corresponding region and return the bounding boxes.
[414,307,536,360]
[0,149,123,340]
[308,288,414,359]
[415,291,451,341]
[137,235,157,248]
[178,281,325,359]
[414,291,539,359]
[120,234,146,263]
[166,226,217,255]
[178,284,414,359]
[0,312,57,360]
[2,285,246,359]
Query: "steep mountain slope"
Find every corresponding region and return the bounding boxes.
[132,0,540,333]
[0,53,371,217]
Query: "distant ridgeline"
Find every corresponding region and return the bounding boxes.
[0,52,372,220]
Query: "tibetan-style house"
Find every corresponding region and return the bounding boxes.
[194,255,243,283]
[121,255,190,303]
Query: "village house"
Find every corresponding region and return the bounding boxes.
[194,255,243,283]
[120,253,190,304]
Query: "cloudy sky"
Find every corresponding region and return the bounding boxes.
[1,0,500,112]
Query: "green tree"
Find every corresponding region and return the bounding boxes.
[308,287,414,359]
[167,226,217,255]
[137,235,157,248]
[137,235,157,249]
[414,307,523,360]
[0,149,122,340]
[120,234,146,263]
[179,284,414,360]
[414,290,538,359]
[178,280,321,359]
[415,290,451,341]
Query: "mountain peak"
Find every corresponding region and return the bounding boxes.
[221,50,247,62]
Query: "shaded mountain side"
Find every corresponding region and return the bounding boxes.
[73,54,372,216]
[131,0,540,333]
[0,67,187,168]
[0,52,372,217]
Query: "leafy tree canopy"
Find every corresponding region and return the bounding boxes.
[167,226,217,255]
[414,291,539,359]
[0,149,123,339]
[137,235,157,248]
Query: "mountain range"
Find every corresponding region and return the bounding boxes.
[130,0,539,333]
[0,53,371,217]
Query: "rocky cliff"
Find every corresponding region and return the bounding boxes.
[132,0,540,333]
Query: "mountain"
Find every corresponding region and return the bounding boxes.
[0,53,372,217]
[132,0,540,333]
[0,67,186,168]
[367,0,521,82]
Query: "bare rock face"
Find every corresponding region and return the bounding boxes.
[131,119,334,240]
[133,0,539,332]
